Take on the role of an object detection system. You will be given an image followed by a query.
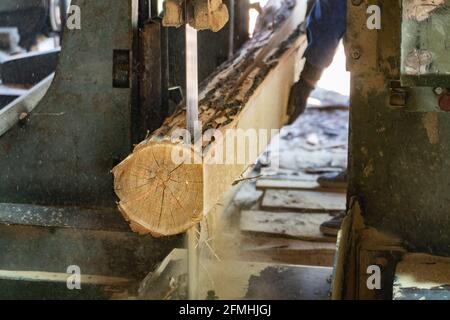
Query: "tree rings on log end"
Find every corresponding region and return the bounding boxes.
[113,141,203,237]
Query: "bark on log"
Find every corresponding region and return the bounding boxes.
[113,0,308,237]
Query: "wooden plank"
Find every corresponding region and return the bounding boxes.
[256,178,346,193]
[240,234,335,266]
[261,189,346,213]
[240,210,336,243]
[257,179,320,190]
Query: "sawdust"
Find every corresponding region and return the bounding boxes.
[422,112,439,145]
[395,253,450,290]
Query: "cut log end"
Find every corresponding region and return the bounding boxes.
[113,141,204,237]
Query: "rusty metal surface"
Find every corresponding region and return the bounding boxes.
[348,1,450,256]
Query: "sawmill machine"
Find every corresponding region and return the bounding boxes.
[333,0,450,300]
[0,0,247,299]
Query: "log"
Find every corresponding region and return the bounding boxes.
[113,0,308,237]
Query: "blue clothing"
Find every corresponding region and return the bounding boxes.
[304,0,347,70]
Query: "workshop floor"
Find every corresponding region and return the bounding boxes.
[198,46,350,300]
[226,86,349,259]
[198,87,349,300]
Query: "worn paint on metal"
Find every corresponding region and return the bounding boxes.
[404,0,445,22]
[348,0,450,256]
[0,0,137,206]
[422,113,440,144]
[401,0,450,87]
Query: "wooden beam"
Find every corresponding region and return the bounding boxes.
[256,178,347,193]
[261,189,347,213]
[240,210,337,243]
[240,234,336,266]
[113,1,308,236]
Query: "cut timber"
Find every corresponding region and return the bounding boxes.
[240,210,336,243]
[240,234,336,266]
[262,189,346,213]
[256,178,347,193]
[113,0,308,236]
[114,142,204,237]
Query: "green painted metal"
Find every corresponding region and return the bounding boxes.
[348,0,450,256]
[0,0,184,299]
[404,86,443,112]
[401,0,450,88]
[0,0,137,207]
[0,223,179,279]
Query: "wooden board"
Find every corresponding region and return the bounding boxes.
[256,178,347,193]
[240,234,336,266]
[261,189,346,213]
[240,210,336,243]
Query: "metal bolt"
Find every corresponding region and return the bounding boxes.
[18,112,29,125]
[390,89,407,107]
[434,87,444,95]
[351,49,361,60]
[352,0,364,5]
[439,94,450,112]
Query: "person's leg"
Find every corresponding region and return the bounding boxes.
[311,0,349,190]
[304,0,347,71]
[287,0,347,124]
[286,0,348,236]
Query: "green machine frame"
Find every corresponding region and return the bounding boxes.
[335,0,450,299]
[0,0,181,299]
[0,0,244,299]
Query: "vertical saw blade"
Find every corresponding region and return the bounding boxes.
[185,24,199,138]
[185,23,200,301]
